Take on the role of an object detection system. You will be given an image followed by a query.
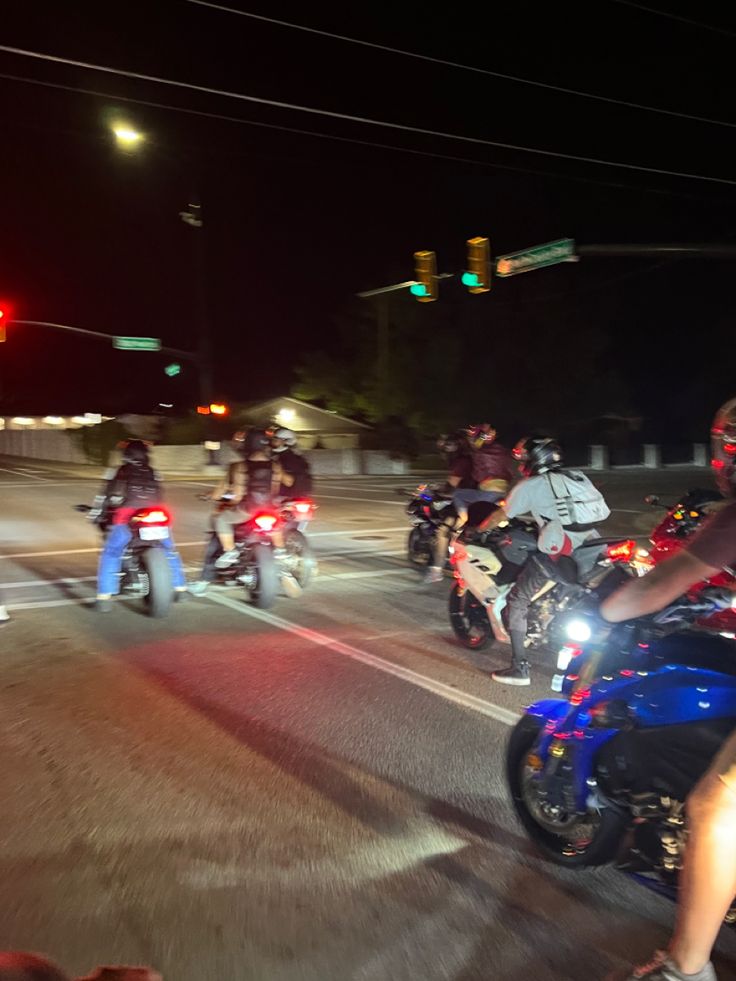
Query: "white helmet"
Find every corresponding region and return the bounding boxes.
[271,427,296,452]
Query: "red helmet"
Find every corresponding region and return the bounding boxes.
[711,397,736,497]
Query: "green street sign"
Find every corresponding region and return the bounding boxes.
[495,238,576,278]
[113,336,162,351]
[164,362,182,377]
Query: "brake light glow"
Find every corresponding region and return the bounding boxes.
[607,539,636,562]
[294,501,312,514]
[254,513,278,531]
[133,508,169,525]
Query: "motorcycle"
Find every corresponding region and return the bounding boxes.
[75,503,174,618]
[448,505,642,651]
[398,484,457,570]
[507,590,736,911]
[644,487,736,634]
[201,496,317,609]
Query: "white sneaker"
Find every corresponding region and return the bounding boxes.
[0,605,9,625]
[424,566,444,584]
[616,950,717,981]
[215,549,239,570]
[281,573,303,599]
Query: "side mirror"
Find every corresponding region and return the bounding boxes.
[643,494,660,506]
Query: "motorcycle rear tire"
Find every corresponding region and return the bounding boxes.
[448,583,493,650]
[506,715,626,868]
[142,547,173,619]
[407,527,433,569]
[249,543,278,609]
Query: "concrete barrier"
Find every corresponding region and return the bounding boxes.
[0,429,87,464]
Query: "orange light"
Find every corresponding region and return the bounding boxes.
[197,405,211,415]
[132,508,170,525]
[210,403,228,416]
[607,539,636,562]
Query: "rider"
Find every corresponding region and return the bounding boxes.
[452,423,515,524]
[92,439,188,612]
[424,430,476,583]
[189,428,294,593]
[479,436,610,685]
[602,397,736,981]
[269,427,313,498]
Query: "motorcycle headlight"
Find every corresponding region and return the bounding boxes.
[566,619,592,643]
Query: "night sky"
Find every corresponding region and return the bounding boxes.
[0,0,735,435]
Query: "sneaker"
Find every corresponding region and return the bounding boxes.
[95,598,113,613]
[188,581,209,596]
[492,662,531,686]
[215,549,239,570]
[281,573,303,599]
[424,566,444,584]
[0,605,9,626]
[614,950,716,981]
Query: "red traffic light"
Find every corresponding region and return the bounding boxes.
[0,302,13,343]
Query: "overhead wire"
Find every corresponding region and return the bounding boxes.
[182,0,736,131]
[605,0,736,38]
[3,69,733,205]
[0,44,734,187]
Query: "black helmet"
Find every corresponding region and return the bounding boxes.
[121,439,150,467]
[513,436,563,477]
[437,430,466,457]
[711,397,736,497]
[241,428,271,456]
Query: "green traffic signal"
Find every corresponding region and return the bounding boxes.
[165,363,182,377]
[461,272,480,288]
[410,283,429,297]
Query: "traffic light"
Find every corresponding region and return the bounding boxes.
[462,237,491,293]
[410,250,438,302]
[164,362,182,377]
[0,303,14,343]
[209,403,229,416]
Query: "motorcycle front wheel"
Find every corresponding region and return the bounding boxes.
[407,526,433,569]
[142,547,173,619]
[249,543,279,609]
[448,583,493,650]
[506,716,626,868]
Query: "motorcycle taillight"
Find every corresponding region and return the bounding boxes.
[293,500,313,515]
[132,508,170,526]
[254,513,278,531]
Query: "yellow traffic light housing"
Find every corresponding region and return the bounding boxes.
[411,250,438,302]
[462,237,491,293]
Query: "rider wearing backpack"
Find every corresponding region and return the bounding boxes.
[478,436,610,685]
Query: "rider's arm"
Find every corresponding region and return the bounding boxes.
[478,479,530,531]
[601,550,720,623]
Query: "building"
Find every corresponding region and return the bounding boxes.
[238,397,370,449]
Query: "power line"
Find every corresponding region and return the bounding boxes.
[0,44,735,188]
[3,69,732,206]
[606,0,736,38]
[182,0,736,131]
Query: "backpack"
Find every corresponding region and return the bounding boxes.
[545,470,610,530]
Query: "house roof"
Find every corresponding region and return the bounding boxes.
[239,396,370,433]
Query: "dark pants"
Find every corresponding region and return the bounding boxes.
[503,553,568,668]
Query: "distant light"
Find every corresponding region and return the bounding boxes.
[210,403,228,416]
[159,403,173,409]
[277,407,295,424]
[112,124,144,149]
[165,362,181,378]
[84,413,102,424]
[197,405,211,415]
[12,417,34,426]
[43,416,64,425]
[72,415,94,425]
[204,440,221,451]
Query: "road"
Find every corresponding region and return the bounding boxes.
[1,458,734,981]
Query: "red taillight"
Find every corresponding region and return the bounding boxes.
[133,508,169,525]
[607,539,636,562]
[254,513,278,531]
[724,443,736,456]
[294,501,312,515]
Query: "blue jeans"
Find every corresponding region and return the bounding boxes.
[452,488,505,519]
[97,524,187,596]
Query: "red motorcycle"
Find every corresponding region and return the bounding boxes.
[643,488,736,635]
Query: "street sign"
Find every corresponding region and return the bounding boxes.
[113,336,161,351]
[495,238,576,278]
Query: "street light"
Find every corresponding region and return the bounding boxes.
[111,123,144,151]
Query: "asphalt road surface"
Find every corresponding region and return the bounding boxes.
[1,458,734,981]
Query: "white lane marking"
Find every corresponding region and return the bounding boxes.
[202,591,520,726]
[1,575,97,589]
[7,597,97,611]
[0,467,49,482]
[321,568,414,581]
[0,528,407,560]
[317,494,403,505]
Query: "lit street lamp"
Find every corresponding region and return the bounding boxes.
[111,123,144,151]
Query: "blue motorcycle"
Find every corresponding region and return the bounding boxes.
[506,589,736,904]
